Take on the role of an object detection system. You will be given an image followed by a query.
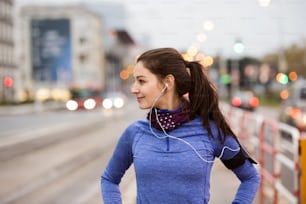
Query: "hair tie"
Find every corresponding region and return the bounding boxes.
[185,61,192,68]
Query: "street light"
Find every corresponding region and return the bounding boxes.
[233,40,245,54]
[203,20,214,31]
[257,0,271,7]
[197,33,207,43]
[231,39,244,94]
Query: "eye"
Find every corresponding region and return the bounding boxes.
[138,79,145,84]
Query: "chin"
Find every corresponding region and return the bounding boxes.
[137,103,150,110]
[139,105,150,110]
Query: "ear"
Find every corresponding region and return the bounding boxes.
[163,74,175,90]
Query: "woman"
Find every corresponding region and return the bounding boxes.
[101,48,260,204]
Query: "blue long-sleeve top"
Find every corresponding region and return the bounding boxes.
[101,117,260,204]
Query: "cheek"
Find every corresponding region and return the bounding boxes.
[143,90,159,106]
[148,91,165,107]
[144,93,154,105]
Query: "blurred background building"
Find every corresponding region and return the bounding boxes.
[84,2,127,50]
[0,2,139,104]
[0,0,16,103]
[84,2,137,93]
[16,5,105,102]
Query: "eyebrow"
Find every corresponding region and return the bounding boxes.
[135,75,146,79]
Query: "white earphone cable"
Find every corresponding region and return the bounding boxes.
[148,86,240,163]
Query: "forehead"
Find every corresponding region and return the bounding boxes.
[133,61,154,78]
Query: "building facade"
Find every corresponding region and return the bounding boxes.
[0,0,15,103]
[16,5,105,102]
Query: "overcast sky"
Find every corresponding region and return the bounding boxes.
[16,0,306,58]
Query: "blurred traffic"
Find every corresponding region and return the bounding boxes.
[64,89,128,111]
[279,78,306,132]
[230,89,259,111]
[65,88,103,111]
[102,91,127,110]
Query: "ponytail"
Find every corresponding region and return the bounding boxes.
[187,61,216,113]
[187,61,237,142]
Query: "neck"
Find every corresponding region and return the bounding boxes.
[147,100,195,131]
[157,94,182,110]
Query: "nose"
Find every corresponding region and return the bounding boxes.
[130,84,139,94]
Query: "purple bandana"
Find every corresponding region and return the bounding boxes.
[147,102,195,131]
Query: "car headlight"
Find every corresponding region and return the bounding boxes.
[66,100,78,111]
[114,98,124,108]
[103,98,113,109]
[84,98,96,110]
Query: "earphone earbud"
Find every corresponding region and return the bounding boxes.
[161,83,168,93]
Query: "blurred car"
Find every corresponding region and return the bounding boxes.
[66,88,102,111]
[102,91,127,110]
[231,90,259,111]
[279,79,306,132]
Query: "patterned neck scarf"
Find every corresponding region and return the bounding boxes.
[147,102,195,131]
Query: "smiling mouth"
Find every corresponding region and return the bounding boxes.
[136,96,144,102]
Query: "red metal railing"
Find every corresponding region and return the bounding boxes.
[221,103,304,204]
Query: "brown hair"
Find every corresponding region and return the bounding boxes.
[137,48,237,142]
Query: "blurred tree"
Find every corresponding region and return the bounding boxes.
[262,53,278,66]
[285,43,306,77]
[262,40,306,78]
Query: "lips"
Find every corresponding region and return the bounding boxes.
[136,96,144,102]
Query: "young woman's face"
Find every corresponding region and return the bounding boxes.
[131,61,165,109]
